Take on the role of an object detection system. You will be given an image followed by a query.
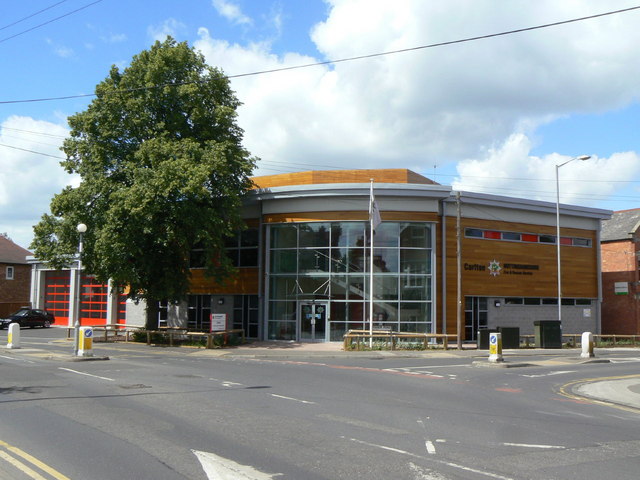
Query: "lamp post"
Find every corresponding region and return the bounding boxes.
[555,155,590,322]
[73,223,87,356]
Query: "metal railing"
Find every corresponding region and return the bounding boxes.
[343,329,457,350]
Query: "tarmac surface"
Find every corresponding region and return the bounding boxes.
[208,341,640,411]
[4,338,640,411]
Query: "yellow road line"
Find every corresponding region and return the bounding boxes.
[0,451,48,480]
[557,374,640,414]
[0,440,70,480]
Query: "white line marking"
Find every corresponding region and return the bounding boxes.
[346,437,423,458]
[425,440,436,454]
[0,354,35,364]
[521,371,575,378]
[271,394,316,404]
[221,381,243,387]
[503,442,565,449]
[193,449,279,479]
[345,437,515,480]
[57,367,114,381]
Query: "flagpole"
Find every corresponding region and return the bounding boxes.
[369,180,374,347]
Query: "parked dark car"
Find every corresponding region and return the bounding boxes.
[0,308,54,329]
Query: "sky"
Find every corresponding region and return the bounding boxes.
[2,0,640,249]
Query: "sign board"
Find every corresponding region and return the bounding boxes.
[210,313,227,332]
[614,282,629,295]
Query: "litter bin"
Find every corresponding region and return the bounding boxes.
[477,328,497,350]
[534,320,562,349]
[498,326,520,349]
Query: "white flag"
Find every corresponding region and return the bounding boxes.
[369,183,382,230]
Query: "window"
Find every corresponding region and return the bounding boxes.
[539,235,555,244]
[465,228,483,238]
[502,232,521,241]
[6,266,14,280]
[226,228,259,267]
[504,297,523,305]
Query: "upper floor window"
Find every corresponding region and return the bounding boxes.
[189,228,260,269]
[6,266,14,280]
[464,228,592,247]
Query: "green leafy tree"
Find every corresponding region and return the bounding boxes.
[31,38,256,328]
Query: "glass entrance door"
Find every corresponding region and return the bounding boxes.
[464,296,488,341]
[299,302,328,342]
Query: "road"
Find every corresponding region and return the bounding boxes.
[0,328,639,479]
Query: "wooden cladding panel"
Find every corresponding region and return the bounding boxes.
[189,268,259,295]
[252,169,436,189]
[441,220,598,336]
[264,211,440,223]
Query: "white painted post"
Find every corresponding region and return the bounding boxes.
[77,326,94,357]
[7,323,21,349]
[488,332,504,363]
[581,331,594,358]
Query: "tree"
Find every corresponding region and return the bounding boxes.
[31,38,256,329]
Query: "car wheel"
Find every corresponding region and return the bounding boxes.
[43,320,51,328]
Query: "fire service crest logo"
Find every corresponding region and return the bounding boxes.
[488,259,502,277]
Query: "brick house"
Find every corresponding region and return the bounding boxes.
[0,235,32,317]
[600,209,640,334]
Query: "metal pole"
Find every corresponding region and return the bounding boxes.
[555,155,590,324]
[556,164,562,323]
[73,225,86,356]
[456,191,462,350]
[369,181,374,348]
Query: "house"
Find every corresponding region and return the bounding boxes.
[600,209,640,335]
[0,234,32,317]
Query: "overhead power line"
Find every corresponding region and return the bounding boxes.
[0,0,69,32]
[1,4,639,105]
[0,0,104,45]
[0,142,65,160]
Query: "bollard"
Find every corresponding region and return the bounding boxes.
[7,323,21,349]
[77,326,94,357]
[580,331,595,358]
[488,332,504,363]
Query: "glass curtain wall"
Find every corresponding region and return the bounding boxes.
[267,222,433,341]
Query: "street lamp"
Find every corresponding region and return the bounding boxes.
[555,155,590,322]
[73,223,87,356]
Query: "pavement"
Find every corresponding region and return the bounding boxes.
[4,338,640,411]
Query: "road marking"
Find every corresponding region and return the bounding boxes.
[271,393,316,404]
[221,381,243,387]
[193,449,279,479]
[521,370,575,378]
[58,367,114,381]
[425,440,436,454]
[609,357,640,363]
[0,354,35,364]
[0,440,70,480]
[502,442,564,449]
[558,374,640,414]
[345,437,514,480]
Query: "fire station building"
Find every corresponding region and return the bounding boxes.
[29,169,612,342]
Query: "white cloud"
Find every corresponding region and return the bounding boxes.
[212,0,253,26]
[452,133,640,206]
[193,0,640,182]
[102,32,127,43]
[0,116,74,248]
[147,18,187,42]
[46,38,74,58]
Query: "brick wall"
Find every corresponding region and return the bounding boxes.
[0,263,31,316]
[601,239,640,334]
